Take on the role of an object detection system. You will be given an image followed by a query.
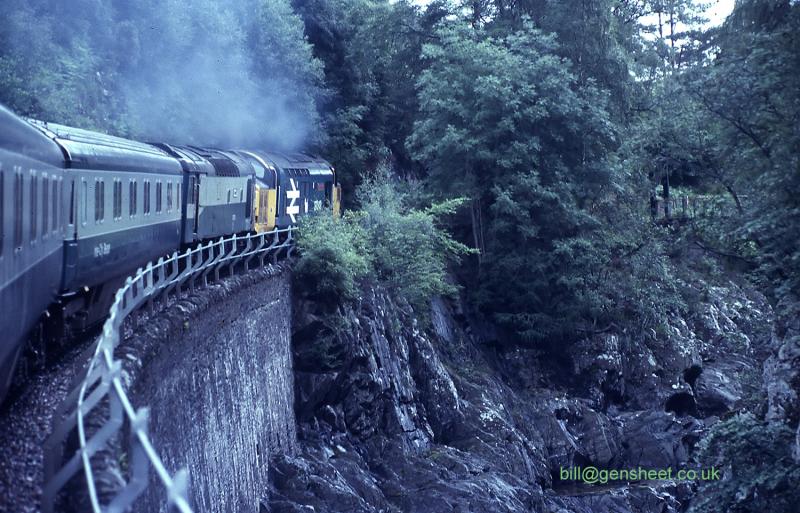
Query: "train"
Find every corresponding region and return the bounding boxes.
[0,104,341,404]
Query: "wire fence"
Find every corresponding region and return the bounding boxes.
[42,227,296,513]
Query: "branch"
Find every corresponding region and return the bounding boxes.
[693,239,756,265]
[693,89,773,160]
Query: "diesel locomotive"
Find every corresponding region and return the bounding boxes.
[0,104,341,404]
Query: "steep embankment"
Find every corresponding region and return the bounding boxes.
[72,265,297,513]
[271,275,785,513]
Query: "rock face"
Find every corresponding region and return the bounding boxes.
[570,282,772,418]
[763,297,800,461]
[120,266,296,513]
[269,278,775,513]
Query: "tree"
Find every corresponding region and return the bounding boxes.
[409,21,679,343]
[292,0,444,198]
[690,0,800,299]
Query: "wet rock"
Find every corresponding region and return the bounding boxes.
[551,482,684,513]
[766,338,800,424]
[538,399,622,468]
[275,287,553,512]
[270,450,386,513]
[617,411,703,469]
[407,327,463,443]
[570,281,771,418]
[277,277,773,513]
[693,359,748,416]
[796,423,800,463]
[571,334,627,409]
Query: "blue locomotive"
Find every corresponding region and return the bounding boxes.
[0,105,341,403]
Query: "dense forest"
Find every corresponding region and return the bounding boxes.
[2,0,798,511]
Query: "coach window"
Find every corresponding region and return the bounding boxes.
[94,180,100,222]
[81,180,88,226]
[14,171,22,250]
[69,180,75,226]
[42,175,49,238]
[14,170,22,250]
[113,179,122,220]
[30,173,38,242]
[95,179,105,223]
[144,180,151,214]
[52,179,59,233]
[129,180,137,217]
[167,182,173,212]
[156,181,163,213]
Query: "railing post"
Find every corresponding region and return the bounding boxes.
[286,228,294,258]
[257,233,268,268]
[271,230,281,264]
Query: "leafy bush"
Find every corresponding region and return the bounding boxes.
[358,174,473,312]
[691,413,800,513]
[295,174,472,312]
[294,211,371,303]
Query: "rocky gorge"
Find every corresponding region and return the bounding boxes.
[267,272,799,513]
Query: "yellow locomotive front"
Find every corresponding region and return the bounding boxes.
[253,184,278,233]
[239,150,340,232]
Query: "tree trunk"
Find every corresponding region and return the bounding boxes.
[470,197,484,265]
[722,181,744,214]
[669,6,676,70]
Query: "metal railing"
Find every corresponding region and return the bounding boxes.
[43,227,295,513]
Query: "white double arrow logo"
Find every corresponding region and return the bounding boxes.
[286,178,300,223]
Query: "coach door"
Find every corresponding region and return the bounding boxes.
[182,175,201,244]
[193,176,200,235]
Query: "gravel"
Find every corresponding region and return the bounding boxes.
[0,340,91,512]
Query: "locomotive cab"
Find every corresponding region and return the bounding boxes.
[264,152,335,227]
[236,151,279,233]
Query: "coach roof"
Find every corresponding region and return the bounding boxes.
[0,105,64,165]
[27,120,182,175]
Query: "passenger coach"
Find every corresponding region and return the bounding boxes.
[0,104,341,405]
[0,106,65,403]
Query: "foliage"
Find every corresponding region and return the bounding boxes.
[291,0,444,202]
[691,413,800,513]
[294,211,371,303]
[697,1,800,301]
[296,174,471,311]
[408,19,684,343]
[358,172,473,311]
[626,0,800,304]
